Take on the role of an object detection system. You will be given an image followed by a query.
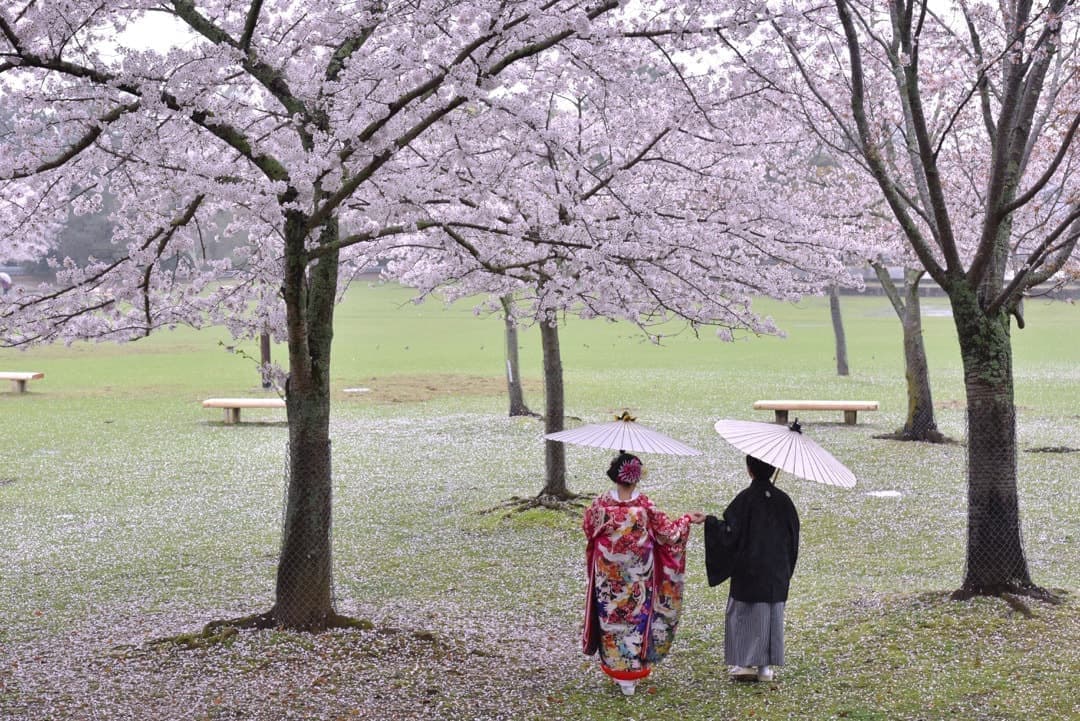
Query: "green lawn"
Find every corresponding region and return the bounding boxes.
[1,285,1077,720]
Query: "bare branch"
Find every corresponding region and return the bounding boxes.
[870,260,906,317]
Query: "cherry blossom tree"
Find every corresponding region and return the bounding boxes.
[716,0,1079,600]
[811,152,944,439]
[383,52,853,503]
[0,0,712,631]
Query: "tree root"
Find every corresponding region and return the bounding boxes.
[149,611,375,648]
[481,492,592,517]
[949,583,1066,616]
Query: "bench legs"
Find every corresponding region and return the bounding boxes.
[224,408,241,424]
[10,379,27,393]
[773,409,859,424]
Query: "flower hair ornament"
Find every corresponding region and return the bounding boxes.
[616,456,644,485]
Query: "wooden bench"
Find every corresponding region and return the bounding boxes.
[753,399,879,425]
[202,397,286,424]
[0,371,44,393]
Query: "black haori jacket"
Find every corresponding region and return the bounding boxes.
[704,476,800,603]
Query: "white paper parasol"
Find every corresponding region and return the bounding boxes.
[714,418,856,487]
[545,412,702,456]
[0,272,11,292]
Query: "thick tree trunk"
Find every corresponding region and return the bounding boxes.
[539,320,569,498]
[273,213,339,630]
[500,295,533,417]
[949,285,1033,596]
[829,285,849,376]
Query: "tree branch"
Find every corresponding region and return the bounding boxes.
[139,194,206,334]
[833,0,949,286]
[962,7,998,142]
[240,0,264,51]
[0,13,25,55]
[310,1,623,235]
[870,260,906,317]
[169,0,310,128]
[893,0,964,274]
[5,102,140,179]
[580,128,670,202]
[5,27,292,187]
[307,220,444,259]
[486,0,619,77]
[3,194,206,330]
[988,207,1080,315]
[1001,111,1080,216]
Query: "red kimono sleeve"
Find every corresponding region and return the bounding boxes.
[644,498,692,548]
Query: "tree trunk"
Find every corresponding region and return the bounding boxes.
[949,284,1033,596]
[829,284,849,376]
[500,294,533,417]
[260,331,272,389]
[873,265,941,441]
[273,212,339,630]
[899,275,939,440]
[539,320,570,498]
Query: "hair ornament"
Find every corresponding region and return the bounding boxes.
[616,457,643,485]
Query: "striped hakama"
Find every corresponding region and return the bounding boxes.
[724,598,785,667]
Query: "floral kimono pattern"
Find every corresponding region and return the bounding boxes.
[582,491,692,680]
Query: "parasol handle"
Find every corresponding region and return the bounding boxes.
[789,418,802,434]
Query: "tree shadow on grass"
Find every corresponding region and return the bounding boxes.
[1024,446,1079,453]
[871,430,959,444]
[202,420,289,428]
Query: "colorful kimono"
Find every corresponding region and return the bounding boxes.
[581,490,692,682]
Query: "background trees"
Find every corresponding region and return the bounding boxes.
[381,54,851,502]
[8,1,1066,635]
[0,0,848,629]
[715,0,1079,598]
[1,0,673,630]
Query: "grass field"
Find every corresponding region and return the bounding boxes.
[1,284,1077,720]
